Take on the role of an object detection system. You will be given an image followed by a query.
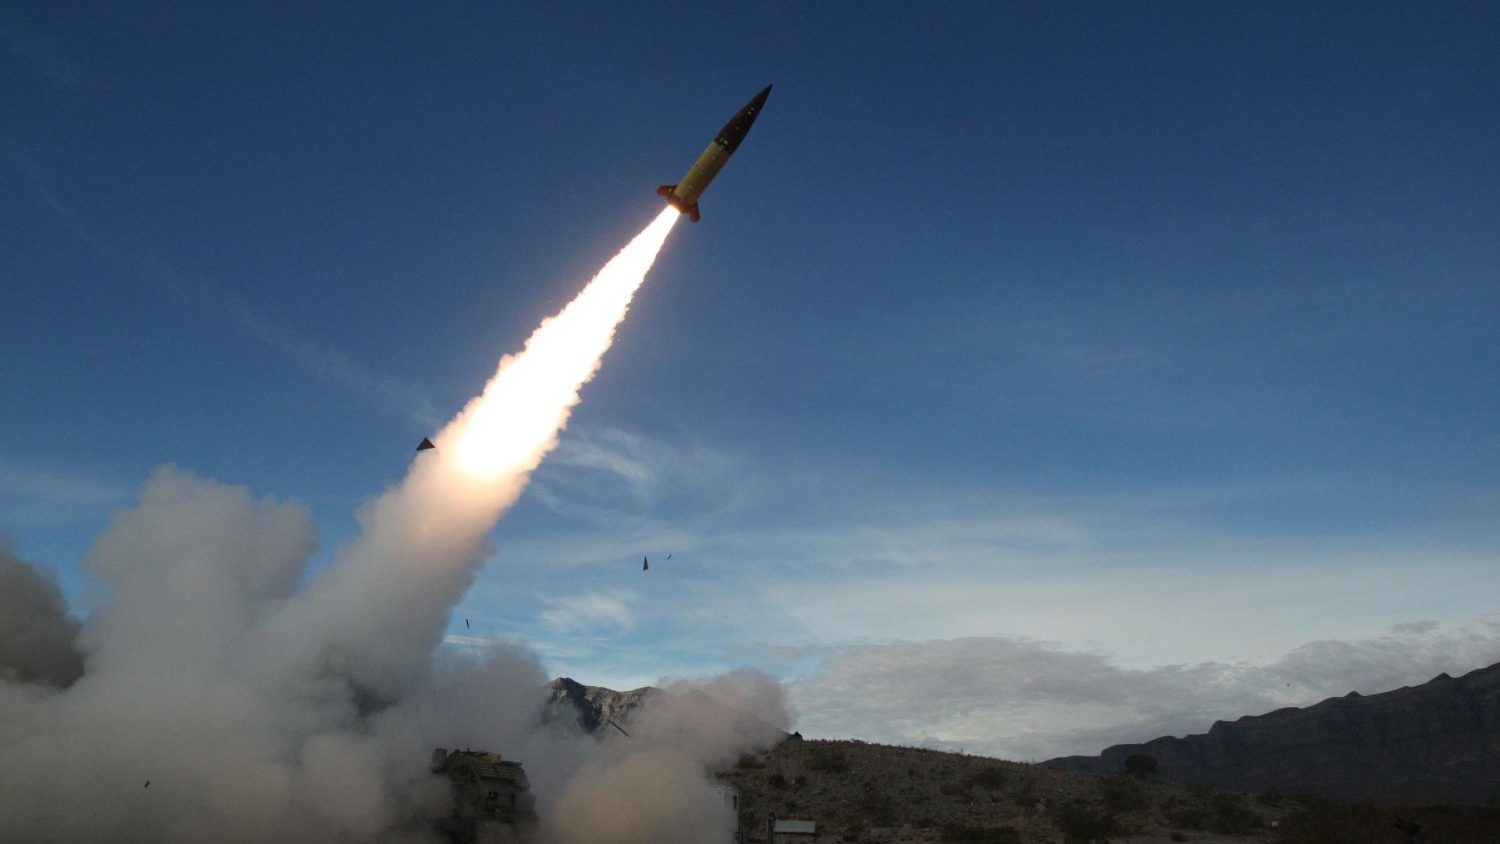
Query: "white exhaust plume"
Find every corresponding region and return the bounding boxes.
[0,207,787,842]
[256,207,681,701]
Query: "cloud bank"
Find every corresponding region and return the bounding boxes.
[788,622,1500,761]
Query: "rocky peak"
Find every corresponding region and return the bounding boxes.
[544,677,658,733]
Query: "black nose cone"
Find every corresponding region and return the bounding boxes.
[717,85,774,153]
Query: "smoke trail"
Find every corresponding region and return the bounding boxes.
[255,208,680,702]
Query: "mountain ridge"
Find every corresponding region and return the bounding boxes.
[542,676,658,733]
[1044,661,1500,805]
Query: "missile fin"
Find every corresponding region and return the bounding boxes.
[657,185,700,221]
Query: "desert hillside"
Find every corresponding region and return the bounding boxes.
[715,738,1500,843]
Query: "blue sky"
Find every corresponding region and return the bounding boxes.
[4,3,1498,757]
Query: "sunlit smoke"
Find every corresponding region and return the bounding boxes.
[448,208,680,479]
[252,207,680,701]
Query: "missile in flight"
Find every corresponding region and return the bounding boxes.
[658,85,772,222]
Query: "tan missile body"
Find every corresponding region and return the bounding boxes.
[658,85,771,222]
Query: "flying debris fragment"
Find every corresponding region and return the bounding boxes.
[658,85,772,222]
[606,719,631,738]
[642,556,649,571]
[465,619,470,630]
[666,554,672,560]
[416,437,436,452]
[143,781,150,789]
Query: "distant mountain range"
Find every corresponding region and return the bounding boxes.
[1045,661,1500,805]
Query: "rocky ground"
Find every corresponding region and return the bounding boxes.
[715,738,1500,843]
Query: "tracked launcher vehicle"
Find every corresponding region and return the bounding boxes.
[431,748,538,843]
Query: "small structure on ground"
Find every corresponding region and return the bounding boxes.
[431,748,538,842]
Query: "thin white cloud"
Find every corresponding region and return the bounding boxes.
[539,590,638,635]
[786,619,1500,762]
[530,426,741,522]
[225,303,438,427]
[0,462,130,526]
[610,473,1500,657]
[719,543,1500,675]
[483,462,1500,687]
[552,429,656,491]
[6,149,437,427]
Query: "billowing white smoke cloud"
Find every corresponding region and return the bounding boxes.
[1,471,449,842]
[0,541,83,688]
[0,209,785,842]
[550,750,734,844]
[547,670,787,844]
[639,670,790,767]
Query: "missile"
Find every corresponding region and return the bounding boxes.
[658,85,772,222]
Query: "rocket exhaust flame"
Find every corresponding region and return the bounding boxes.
[446,207,680,478]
